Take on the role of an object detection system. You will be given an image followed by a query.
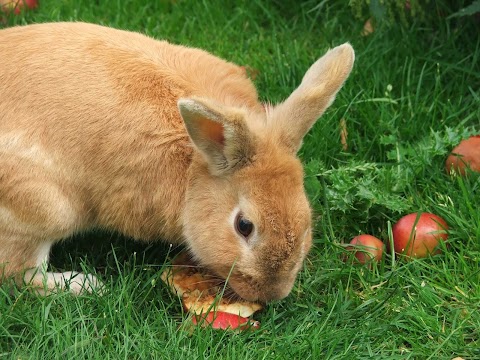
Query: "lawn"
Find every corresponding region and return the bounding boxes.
[1,0,479,359]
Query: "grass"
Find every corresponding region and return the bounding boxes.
[1,0,479,358]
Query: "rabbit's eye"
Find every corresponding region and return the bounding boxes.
[235,213,254,239]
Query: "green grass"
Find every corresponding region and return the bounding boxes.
[1,0,479,358]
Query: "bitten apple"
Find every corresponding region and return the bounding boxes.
[347,234,384,263]
[161,252,262,331]
[392,212,448,258]
[192,311,260,330]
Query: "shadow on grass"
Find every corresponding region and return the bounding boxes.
[49,231,184,280]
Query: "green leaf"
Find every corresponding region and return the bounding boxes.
[448,0,480,18]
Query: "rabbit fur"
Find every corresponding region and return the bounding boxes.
[0,22,354,301]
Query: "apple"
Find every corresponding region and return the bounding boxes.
[392,212,448,258]
[161,252,262,331]
[346,234,384,263]
[445,135,480,175]
[0,0,38,15]
[192,311,260,331]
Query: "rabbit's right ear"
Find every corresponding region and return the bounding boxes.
[270,43,355,153]
[178,98,255,176]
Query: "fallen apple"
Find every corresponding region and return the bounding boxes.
[445,135,480,175]
[0,0,38,15]
[192,311,260,330]
[161,252,262,331]
[392,212,448,258]
[346,234,384,263]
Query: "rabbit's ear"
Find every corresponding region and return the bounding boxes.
[271,43,355,153]
[178,98,254,175]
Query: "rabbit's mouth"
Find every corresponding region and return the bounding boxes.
[169,251,256,303]
[194,271,253,304]
[225,269,296,303]
[172,250,280,303]
[199,263,286,302]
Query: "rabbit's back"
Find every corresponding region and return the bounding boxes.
[0,22,260,149]
[0,22,260,241]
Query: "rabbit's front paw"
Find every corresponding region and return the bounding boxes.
[60,271,105,295]
[25,269,105,296]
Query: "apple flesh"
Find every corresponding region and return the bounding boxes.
[0,0,38,15]
[392,213,448,258]
[446,135,480,175]
[347,234,384,263]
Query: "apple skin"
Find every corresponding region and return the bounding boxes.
[446,135,480,175]
[0,0,38,15]
[347,235,384,263]
[192,311,260,330]
[392,213,448,258]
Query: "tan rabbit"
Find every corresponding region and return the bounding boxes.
[0,22,354,301]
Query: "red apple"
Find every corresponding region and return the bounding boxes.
[192,311,260,331]
[346,234,384,263]
[0,0,38,15]
[446,135,480,175]
[392,213,448,258]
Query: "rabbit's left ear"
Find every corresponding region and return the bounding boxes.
[270,43,355,153]
[178,98,255,175]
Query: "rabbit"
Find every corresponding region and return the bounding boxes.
[0,22,354,302]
